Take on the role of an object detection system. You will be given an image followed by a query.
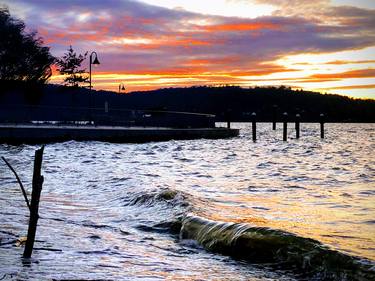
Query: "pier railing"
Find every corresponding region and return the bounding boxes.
[0,104,215,128]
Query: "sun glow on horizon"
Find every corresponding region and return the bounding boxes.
[49,46,375,99]
[273,47,375,98]
[50,71,375,99]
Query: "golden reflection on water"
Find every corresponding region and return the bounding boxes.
[198,186,375,260]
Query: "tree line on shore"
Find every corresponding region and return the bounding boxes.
[1,81,374,122]
[126,86,375,122]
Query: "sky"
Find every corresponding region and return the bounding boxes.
[3,0,375,99]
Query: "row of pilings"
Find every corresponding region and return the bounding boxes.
[227,113,325,141]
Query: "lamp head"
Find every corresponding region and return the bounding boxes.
[92,56,100,65]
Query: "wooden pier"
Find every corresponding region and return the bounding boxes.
[0,124,239,144]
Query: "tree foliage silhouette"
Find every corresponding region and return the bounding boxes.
[56,46,89,87]
[0,7,55,83]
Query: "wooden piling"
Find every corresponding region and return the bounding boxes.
[23,146,44,258]
[320,113,325,139]
[283,112,288,141]
[226,109,231,129]
[251,112,256,142]
[295,113,300,139]
[272,105,277,130]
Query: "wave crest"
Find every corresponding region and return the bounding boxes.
[180,215,374,280]
[126,188,190,209]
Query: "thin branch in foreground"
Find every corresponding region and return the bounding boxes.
[1,156,31,211]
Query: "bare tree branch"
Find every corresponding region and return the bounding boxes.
[1,156,31,211]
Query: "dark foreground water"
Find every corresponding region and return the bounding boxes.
[0,123,374,281]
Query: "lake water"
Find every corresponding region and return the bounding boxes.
[0,123,374,280]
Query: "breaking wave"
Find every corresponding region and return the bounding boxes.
[180,215,375,280]
[128,188,375,281]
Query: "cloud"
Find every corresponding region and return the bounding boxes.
[319,84,375,90]
[201,21,279,32]
[309,69,375,80]
[3,0,375,96]
[324,60,375,65]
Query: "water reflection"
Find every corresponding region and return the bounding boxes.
[0,123,374,280]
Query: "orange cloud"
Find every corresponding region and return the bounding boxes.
[202,22,278,32]
[310,69,375,80]
[117,67,209,76]
[39,21,110,45]
[320,84,375,90]
[116,36,213,51]
[325,60,375,65]
[184,56,241,66]
[229,66,297,77]
[170,38,211,46]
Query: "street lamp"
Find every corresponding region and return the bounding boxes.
[89,51,100,90]
[119,83,126,94]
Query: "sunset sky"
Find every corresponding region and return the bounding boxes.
[4,0,375,99]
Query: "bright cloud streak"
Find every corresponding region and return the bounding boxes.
[139,0,276,18]
[331,0,375,9]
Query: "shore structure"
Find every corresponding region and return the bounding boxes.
[0,84,240,143]
[0,124,239,144]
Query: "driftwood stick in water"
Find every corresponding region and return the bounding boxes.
[23,146,45,258]
[1,157,31,211]
[33,247,62,252]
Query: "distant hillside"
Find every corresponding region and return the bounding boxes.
[0,81,374,122]
[129,86,375,122]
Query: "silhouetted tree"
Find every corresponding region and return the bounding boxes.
[0,7,55,82]
[56,46,88,87]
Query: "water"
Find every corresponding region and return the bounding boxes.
[0,123,374,280]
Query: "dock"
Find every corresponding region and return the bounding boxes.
[0,124,239,144]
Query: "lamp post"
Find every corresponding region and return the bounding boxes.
[119,83,126,94]
[89,51,100,90]
[88,51,100,125]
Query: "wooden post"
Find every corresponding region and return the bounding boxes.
[226,109,232,129]
[283,112,288,141]
[320,113,325,139]
[295,113,300,139]
[272,105,277,130]
[251,112,256,142]
[23,146,44,258]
